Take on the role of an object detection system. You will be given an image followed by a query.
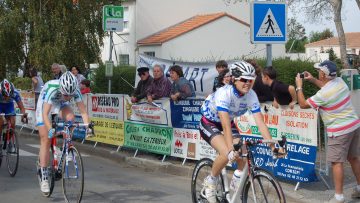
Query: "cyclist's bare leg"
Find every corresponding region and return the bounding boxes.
[210,134,231,177]
[38,125,51,167]
[0,116,4,135]
[8,116,16,129]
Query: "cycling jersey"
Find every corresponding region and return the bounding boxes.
[36,80,82,126]
[201,85,261,123]
[0,89,21,115]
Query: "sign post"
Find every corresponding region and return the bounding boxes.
[251,1,287,66]
[103,5,124,94]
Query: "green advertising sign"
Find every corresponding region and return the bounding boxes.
[103,5,124,31]
[124,122,173,155]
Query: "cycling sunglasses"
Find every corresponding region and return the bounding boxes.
[237,78,254,83]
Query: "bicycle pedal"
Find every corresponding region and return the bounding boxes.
[55,171,62,181]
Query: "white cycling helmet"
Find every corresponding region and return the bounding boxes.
[230,61,256,80]
[59,71,78,95]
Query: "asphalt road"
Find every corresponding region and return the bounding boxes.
[0,136,191,203]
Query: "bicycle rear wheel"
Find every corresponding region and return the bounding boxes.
[62,146,84,203]
[242,168,286,203]
[6,129,19,177]
[191,158,226,203]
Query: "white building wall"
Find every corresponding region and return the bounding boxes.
[139,17,285,62]
[136,0,251,40]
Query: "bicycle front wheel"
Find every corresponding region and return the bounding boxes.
[191,158,226,203]
[6,130,19,177]
[242,168,286,203]
[62,146,84,203]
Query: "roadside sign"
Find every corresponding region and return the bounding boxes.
[103,5,124,32]
[105,61,114,77]
[251,2,287,44]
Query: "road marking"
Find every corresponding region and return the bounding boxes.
[26,144,90,157]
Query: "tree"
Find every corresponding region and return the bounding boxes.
[309,29,334,43]
[288,0,350,69]
[0,0,114,80]
[286,18,307,53]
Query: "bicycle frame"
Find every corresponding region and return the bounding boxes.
[221,138,286,203]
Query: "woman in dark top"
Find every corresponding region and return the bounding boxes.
[169,65,196,101]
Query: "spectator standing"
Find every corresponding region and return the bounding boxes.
[213,60,228,92]
[131,67,153,103]
[29,68,44,105]
[70,66,86,88]
[262,66,297,109]
[169,65,196,101]
[147,64,171,103]
[51,63,62,79]
[80,79,91,94]
[246,59,274,103]
[216,68,231,89]
[296,60,360,203]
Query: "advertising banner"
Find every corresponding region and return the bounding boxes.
[86,118,124,146]
[19,91,36,110]
[171,128,198,159]
[124,122,172,155]
[234,105,318,182]
[125,96,171,126]
[170,99,203,129]
[88,94,124,121]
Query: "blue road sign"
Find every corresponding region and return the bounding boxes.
[251,2,287,44]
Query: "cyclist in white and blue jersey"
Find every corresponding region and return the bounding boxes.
[36,71,91,195]
[0,79,27,135]
[199,61,276,203]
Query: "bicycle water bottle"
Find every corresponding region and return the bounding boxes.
[53,146,61,166]
[230,169,243,191]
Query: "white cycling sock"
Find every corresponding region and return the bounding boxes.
[334,193,344,201]
[41,167,48,181]
[207,175,218,184]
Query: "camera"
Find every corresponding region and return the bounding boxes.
[299,72,305,78]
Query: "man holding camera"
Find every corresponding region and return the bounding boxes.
[295,60,360,203]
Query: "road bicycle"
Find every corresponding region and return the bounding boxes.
[36,114,94,203]
[191,135,287,203]
[0,113,27,177]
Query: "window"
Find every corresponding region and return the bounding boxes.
[144,51,155,57]
[119,54,129,65]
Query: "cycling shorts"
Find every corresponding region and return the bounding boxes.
[0,102,15,116]
[199,116,240,145]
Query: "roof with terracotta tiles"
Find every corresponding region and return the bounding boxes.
[137,12,249,46]
[305,32,360,48]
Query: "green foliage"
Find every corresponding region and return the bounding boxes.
[285,38,307,53]
[328,48,337,61]
[12,77,32,91]
[254,58,319,98]
[92,65,136,95]
[309,29,334,43]
[0,0,117,78]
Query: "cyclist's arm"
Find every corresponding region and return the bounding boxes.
[76,101,90,124]
[253,111,272,141]
[16,100,26,114]
[218,111,233,150]
[42,102,53,131]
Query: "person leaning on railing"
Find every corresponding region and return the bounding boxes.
[296,60,360,203]
[169,65,196,101]
[147,64,171,103]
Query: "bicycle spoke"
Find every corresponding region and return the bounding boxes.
[62,146,84,203]
[6,131,19,177]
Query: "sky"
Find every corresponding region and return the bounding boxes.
[288,0,360,36]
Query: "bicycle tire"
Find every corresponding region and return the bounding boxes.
[6,129,19,177]
[36,155,55,197]
[62,146,84,203]
[242,168,286,203]
[191,158,226,203]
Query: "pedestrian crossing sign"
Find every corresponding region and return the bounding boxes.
[251,2,287,44]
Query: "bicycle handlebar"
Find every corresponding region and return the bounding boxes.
[0,113,28,123]
[233,136,287,158]
[52,121,95,129]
